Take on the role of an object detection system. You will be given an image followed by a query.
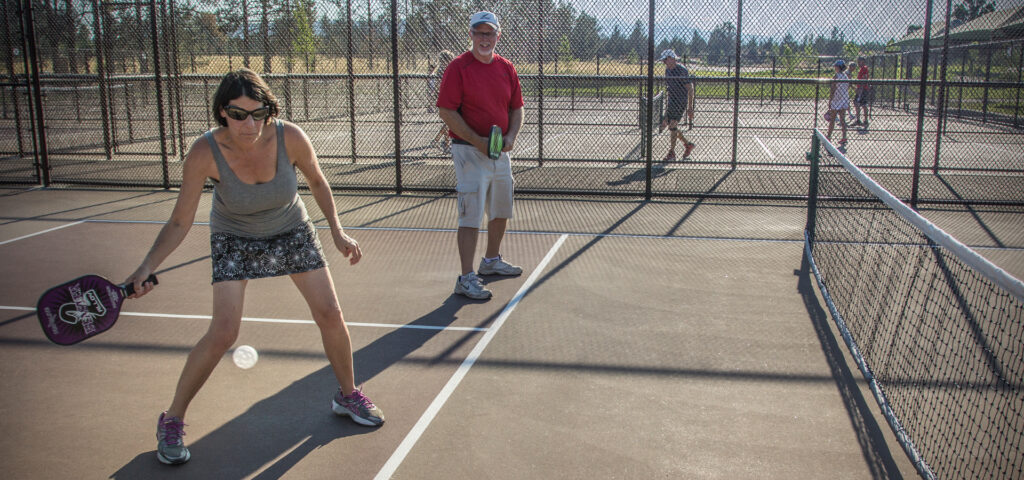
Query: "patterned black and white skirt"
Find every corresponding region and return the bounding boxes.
[210,221,327,283]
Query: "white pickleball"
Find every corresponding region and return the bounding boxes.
[232,345,258,369]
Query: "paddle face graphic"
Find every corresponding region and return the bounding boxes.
[37,274,156,345]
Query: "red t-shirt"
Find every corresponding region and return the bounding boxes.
[436,51,524,141]
[857,65,870,91]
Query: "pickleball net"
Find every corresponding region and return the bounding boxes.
[804,129,1024,480]
[639,91,664,138]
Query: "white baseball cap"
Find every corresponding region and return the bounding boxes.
[470,11,500,30]
[659,49,679,61]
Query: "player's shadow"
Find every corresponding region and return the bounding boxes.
[606,163,671,186]
[110,294,479,480]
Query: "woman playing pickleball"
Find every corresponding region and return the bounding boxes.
[125,68,384,466]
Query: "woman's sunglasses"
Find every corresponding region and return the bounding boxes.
[224,105,270,122]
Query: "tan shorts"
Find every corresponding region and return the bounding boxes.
[452,143,514,228]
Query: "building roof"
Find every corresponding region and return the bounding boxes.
[893,6,1024,47]
[893,21,949,47]
[993,6,1024,40]
[945,6,1024,42]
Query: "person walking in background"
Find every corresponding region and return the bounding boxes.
[852,56,871,129]
[125,68,384,466]
[436,11,524,300]
[825,59,850,151]
[430,50,456,154]
[657,49,695,161]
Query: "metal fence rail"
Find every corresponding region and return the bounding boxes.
[1,0,1022,206]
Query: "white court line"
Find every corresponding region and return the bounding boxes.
[375,233,569,480]
[0,306,487,332]
[737,117,775,160]
[0,221,84,246]
[753,135,776,159]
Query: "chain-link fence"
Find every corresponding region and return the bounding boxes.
[1,0,1022,205]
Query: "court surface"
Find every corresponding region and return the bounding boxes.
[6,186,1021,479]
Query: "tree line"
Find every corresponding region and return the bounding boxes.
[5,0,981,76]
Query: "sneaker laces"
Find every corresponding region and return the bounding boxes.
[160,416,186,445]
[344,389,376,409]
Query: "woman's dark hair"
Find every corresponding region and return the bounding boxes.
[211,68,280,126]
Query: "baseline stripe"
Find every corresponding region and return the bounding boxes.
[374,233,569,480]
[0,221,84,246]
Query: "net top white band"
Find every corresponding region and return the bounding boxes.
[814,128,1024,304]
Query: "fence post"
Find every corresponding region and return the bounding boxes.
[8,1,27,172]
[148,0,169,188]
[982,46,993,123]
[932,0,952,174]
[22,0,49,185]
[731,0,742,168]
[911,0,935,209]
[1015,42,1023,128]
[346,0,356,164]
[814,59,821,129]
[644,0,654,200]
[242,0,249,68]
[169,0,185,161]
[892,55,898,108]
[390,0,402,193]
[536,0,544,167]
[90,0,112,161]
[957,53,965,117]
[726,56,732,101]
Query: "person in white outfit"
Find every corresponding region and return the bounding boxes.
[825,59,850,150]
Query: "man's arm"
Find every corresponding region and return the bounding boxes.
[438,107,488,155]
[503,107,523,152]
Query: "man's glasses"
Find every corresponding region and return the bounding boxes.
[224,105,270,122]
[471,30,497,39]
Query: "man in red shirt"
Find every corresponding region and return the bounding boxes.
[437,11,525,300]
[852,57,871,128]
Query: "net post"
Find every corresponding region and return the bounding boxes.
[805,131,821,247]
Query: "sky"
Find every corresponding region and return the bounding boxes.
[572,0,1024,43]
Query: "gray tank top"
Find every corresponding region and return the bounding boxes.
[207,120,308,237]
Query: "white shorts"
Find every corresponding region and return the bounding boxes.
[452,143,514,228]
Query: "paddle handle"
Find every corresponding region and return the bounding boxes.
[124,274,158,296]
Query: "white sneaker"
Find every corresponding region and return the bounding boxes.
[477,255,522,276]
[454,272,492,299]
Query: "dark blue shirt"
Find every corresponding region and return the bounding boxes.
[665,65,691,106]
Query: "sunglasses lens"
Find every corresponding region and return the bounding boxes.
[225,106,269,121]
[225,108,248,121]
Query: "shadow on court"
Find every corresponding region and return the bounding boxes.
[795,252,904,480]
[109,292,499,480]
